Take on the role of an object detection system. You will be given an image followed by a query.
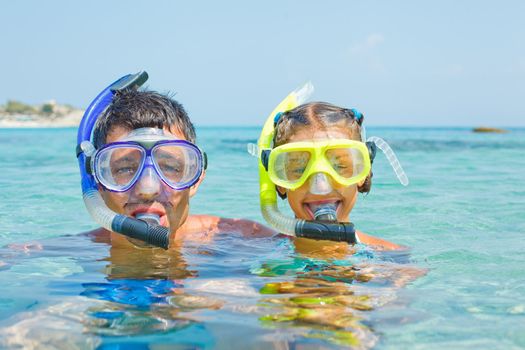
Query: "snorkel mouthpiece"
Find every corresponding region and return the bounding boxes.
[112,215,169,248]
[136,213,161,225]
[313,203,338,222]
[77,71,171,249]
[295,220,356,243]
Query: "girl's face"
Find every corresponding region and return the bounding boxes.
[277,125,363,222]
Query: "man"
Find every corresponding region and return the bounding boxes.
[78,72,274,248]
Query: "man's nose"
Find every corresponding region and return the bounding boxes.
[133,165,161,200]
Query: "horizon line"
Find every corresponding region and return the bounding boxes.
[1,125,525,130]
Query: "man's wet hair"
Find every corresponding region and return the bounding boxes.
[93,89,196,148]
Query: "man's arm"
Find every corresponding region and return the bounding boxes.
[217,218,277,237]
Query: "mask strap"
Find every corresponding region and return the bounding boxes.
[360,125,367,142]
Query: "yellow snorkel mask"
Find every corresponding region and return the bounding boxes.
[251,83,408,243]
[262,139,371,191]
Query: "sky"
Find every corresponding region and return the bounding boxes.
[1,0,523,126]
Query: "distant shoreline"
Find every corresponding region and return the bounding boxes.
[1,123,524,129]
[0,99,83,128]
[0,112,83,128]
[0,114,523,130]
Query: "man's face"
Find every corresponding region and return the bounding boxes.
[99,126,203,235]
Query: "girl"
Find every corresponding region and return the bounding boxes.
[255,85,408,252]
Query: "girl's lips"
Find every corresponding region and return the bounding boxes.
[303,199,340,206]
[303,200,341,220]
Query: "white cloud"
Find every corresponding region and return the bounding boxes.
[349,33,385,54]
[366,33,385,48]
[347,33,386,73]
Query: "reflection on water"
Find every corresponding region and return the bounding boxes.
[251,248,421,348]
[0,232,422,349]
[103,245,196,280]
[258,278,376,347]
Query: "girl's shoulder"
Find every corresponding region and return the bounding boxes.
[356,230,406,251]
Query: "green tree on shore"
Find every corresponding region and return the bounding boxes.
[5,100,36,114]
[41,103,54,114]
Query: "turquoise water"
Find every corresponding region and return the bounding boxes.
[0,127,524,348]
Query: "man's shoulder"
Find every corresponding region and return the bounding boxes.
[217,217,277,237]
[80,227,111,244]
[184,214,221,230]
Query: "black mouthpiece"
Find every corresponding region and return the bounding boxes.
[112,215,170,249]
[295,221,356,244]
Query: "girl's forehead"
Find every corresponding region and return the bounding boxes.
[286,125,355,143]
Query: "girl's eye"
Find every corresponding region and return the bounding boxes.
[285,166,306,180]
[292,167,306,174]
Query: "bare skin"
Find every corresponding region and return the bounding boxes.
[87,215,276,250]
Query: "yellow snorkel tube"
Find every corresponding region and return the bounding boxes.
[256,83,357,243]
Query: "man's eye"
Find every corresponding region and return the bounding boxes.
[161,163,182,173]
[115,167,135,175]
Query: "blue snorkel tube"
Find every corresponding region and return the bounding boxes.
[76,71,170,249]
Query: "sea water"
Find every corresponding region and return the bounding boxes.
[0,127,524,349]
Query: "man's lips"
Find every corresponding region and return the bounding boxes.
[129,207,165,217]
[127,205,169,226]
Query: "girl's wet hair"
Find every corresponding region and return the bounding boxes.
[273,102,372,193]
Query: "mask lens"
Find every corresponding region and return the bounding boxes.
[325,148,365,180]
[273,151,310,185]
[96,145,145,190]
[152,144,201,188]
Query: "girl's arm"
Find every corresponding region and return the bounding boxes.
[356,230,406,250]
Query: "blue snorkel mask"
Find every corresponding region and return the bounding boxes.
[92,128,206,193]
[76,71,173,249]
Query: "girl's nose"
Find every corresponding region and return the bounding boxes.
[308,172,333,195]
